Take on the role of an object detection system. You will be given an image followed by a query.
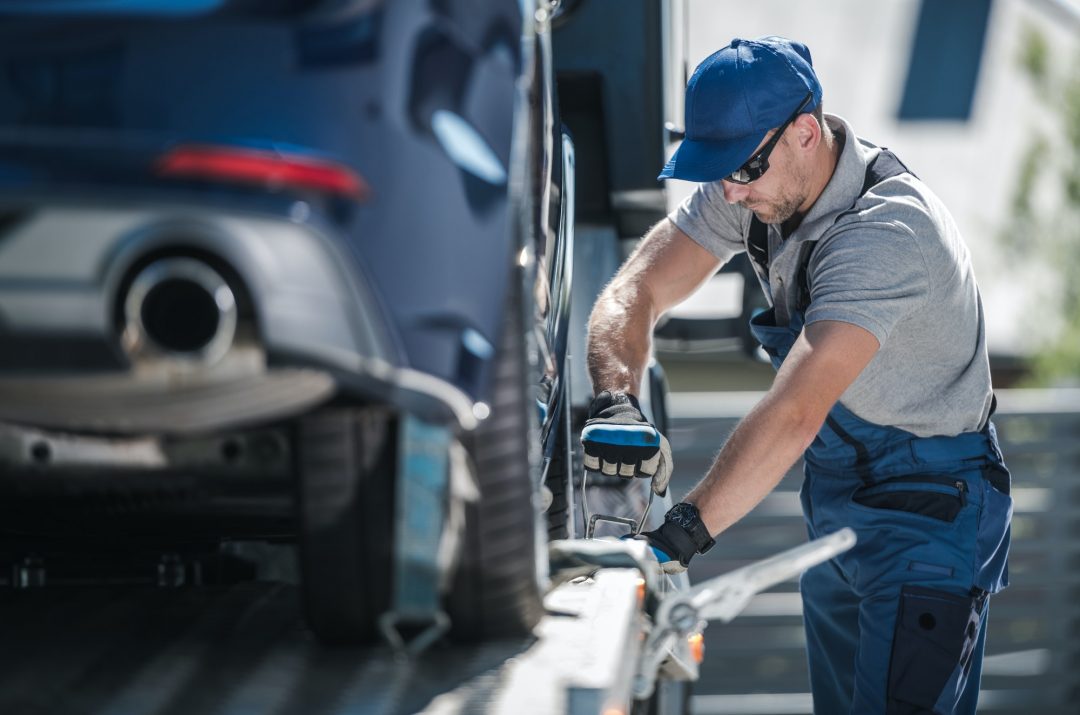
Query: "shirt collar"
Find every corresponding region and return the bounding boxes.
[788,113,879,244]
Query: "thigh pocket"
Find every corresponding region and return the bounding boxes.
[852,475,967,522]
[887,586,984,714]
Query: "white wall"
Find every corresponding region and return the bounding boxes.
[664,0,1079,356]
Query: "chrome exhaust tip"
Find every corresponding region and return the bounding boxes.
[122,257,238,365]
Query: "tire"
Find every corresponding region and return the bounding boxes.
[544,389,575,541]
[295,407,396,644]
[446,274,545,640]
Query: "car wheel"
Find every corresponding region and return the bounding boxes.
[544,391,575,541]
[295,406,396,644]
[446,273,545,640]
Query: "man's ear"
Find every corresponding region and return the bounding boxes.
[792,113,821,152]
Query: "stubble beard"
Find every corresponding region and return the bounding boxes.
[746,193,802,225]
[743,159,811,225]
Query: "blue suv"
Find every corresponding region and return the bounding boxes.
[0,0,576,645]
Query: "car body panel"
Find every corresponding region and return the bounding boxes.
[0,1,571,439]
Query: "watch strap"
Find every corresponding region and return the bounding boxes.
[666,502,716,555]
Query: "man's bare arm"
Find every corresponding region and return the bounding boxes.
[685,320,880,535]
[586,219,722,396]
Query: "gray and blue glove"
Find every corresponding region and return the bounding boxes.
[581,390,672,496]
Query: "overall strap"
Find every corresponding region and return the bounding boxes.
[742,148,915,310]
[746,216,770,285]
[859,149,913,196]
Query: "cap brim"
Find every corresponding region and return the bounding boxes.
[657,130,767,182]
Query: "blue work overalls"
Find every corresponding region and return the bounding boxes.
[745,151,1013,714]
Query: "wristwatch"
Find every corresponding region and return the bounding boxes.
[665,502,716,554]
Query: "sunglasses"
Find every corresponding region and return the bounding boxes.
[724,92,814,185]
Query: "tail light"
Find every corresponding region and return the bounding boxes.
[155,144,369,201]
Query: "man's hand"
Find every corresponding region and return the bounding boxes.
[635,502,717,574]
[634,525,692,574]
[581,391,672,496]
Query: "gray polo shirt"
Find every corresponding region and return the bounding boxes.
[669,114,993,438]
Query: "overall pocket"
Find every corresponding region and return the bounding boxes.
[852,475,968,523]
[887,585,986,714]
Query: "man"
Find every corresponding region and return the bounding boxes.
[581,36,1012,714]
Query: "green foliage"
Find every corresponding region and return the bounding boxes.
[1017,23,1051,95]
[1006,137,1047,233]
[1004,24,1080,386]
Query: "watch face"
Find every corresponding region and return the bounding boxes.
[669,503,699,529]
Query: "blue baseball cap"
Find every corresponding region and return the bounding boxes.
[658,36,822,182]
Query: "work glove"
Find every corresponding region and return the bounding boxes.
[581,391,672,496]
[630,525,692,575]
[634,502,716,575]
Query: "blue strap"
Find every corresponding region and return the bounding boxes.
[581,423,660,447]
[382,415,451,653]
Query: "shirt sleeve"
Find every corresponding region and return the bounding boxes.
[668,180,747,263]
[803,221,931,344]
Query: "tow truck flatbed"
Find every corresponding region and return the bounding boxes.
[0,531,855,715]
[0,570,644,715]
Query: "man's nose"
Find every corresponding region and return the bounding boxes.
[721,180,750,204]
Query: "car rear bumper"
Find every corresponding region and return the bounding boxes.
[0,193,480,433]
[0,366,334,434]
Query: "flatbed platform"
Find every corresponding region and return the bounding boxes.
[0,568,652,715]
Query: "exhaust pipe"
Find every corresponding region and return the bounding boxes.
[122,257,238,365]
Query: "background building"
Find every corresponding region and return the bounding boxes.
[662,0,1080,387]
